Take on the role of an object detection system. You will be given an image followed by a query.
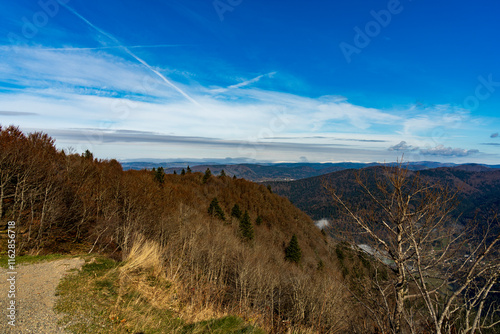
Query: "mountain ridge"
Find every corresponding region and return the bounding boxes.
[266,165,500,222]
[121,161,500,182]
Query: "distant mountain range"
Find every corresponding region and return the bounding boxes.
[266,166,500,223]
[121,161,500,182]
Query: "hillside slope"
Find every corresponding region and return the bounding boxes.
[267,166,500,221]
[0,126,354,333]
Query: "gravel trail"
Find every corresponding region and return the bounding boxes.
[0,257,85,333]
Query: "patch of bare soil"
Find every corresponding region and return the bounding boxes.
[0,257,85,333]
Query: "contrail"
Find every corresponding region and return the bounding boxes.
[40,44,189,51]
[60,3,200,106]
[211,71,276,93]
[227,72,276,90]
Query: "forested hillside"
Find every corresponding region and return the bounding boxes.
[0,125,354,333]
[268,166,500,222]
[2,126,498,333]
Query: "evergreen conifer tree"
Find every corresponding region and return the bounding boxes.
[186,165,192,174]
[203,168,212,183]
[239,210,254,241]
[173,170,177,175]
[181,168,186,175]
[83,149,93,160]
[233,175,237,180]
[154,166,165,184]
[255,215,263,226]
[208,197,225,221]
[285,234,301,263]
[231,204,242,219]
[220,169,226,177]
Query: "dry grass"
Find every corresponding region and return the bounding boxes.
[55,202,351,333]
[55,251,265,333]
[115,234,180,331]
[116,233,260,331]
[139,208,352,333]
[121,233,164,275]
[108,217,351,333]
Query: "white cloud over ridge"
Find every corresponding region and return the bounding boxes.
[388,141,419,152]
[419,145,479,157]
[387,141,479,158]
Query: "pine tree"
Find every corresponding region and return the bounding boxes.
[154,166,165,184]
[181,168,186,176]
[231,204,242,219]
[173,170,177,175]
[186,165,192,174]
[233,175,237,180]
[267,185,272,193]
[202,168,212,183]
[285,234,301,263]
[239,210,254,241]
[255,215,263,226]
[83,149,93,160]
[220,169,226,177]
[208,197,225,221]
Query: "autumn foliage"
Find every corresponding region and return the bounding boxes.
[0,126,352,333]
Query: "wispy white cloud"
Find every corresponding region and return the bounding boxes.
[211,72,277,93]
[0,43,493,162]
[0,47,161,98]
[59,2,200,106]
[315,98,400,130]
[399,107,470,137]
[37,44,189,51]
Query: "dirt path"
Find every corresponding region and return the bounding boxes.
[0,257,85,333]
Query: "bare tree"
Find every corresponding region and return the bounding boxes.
[326,161,500,334]
[0,126,26,219]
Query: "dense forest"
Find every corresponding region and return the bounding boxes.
[267,166,500,222]
[0,125,356,333]
[1,125,499,333]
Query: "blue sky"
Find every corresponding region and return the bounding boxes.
[1,0,499,163]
